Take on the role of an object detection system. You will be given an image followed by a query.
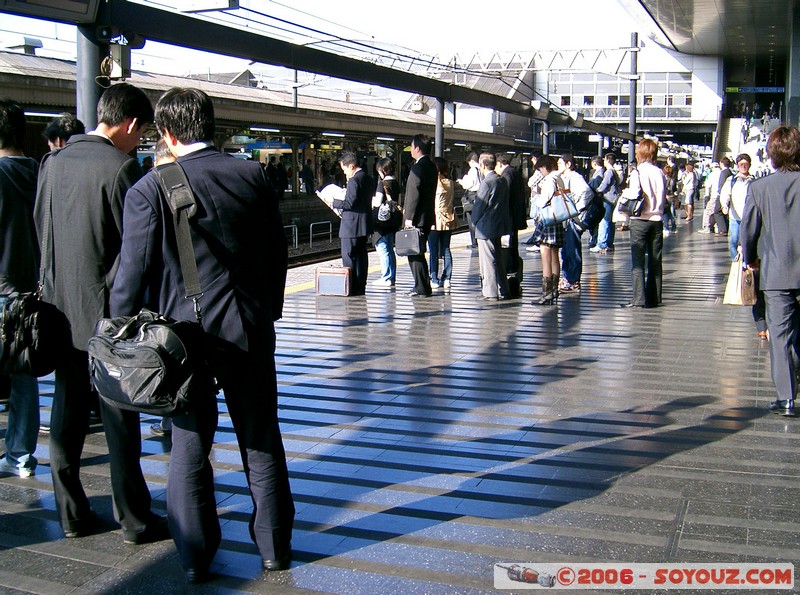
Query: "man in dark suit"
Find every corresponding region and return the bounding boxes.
[472,153,512,300]
[34,83,166,542]
[111,87,294,583]
[403,134,436,297]
[333,150,374,296]
[496,153,527,297]
[741,125,800,418]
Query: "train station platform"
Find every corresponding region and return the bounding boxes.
[1,216,798,594]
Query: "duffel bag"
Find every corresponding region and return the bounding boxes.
[0,291,71,377]
[575,194,606,232]
[88,308,212,417]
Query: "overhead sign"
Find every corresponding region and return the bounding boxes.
[725,87,785,93]
[0,0,101,23]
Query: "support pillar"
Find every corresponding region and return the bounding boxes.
[787,4,800,126]
[76,25,105,131]
[435,98,444,158]
[628,32,638,164]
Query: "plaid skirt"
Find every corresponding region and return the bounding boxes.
[529,217,565,247]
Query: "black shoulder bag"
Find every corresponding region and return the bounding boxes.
[88,163,214,417]
[0,155,72,377]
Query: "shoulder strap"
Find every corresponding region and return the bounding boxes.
[36,149,61,298]
[153,162,203,323]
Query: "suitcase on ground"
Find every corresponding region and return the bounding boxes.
[316,266,351,296]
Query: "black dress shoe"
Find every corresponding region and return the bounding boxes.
[122,515,170,545]
[263,552,291,571]
[619,303,645,309]
[768,399,798,417]
[185,568,212,584]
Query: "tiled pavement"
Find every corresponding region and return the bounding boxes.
[1,217,799,594]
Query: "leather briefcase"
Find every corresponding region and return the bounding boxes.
[395,228,423,257]
[316,266,351,296]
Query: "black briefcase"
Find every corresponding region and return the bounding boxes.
[395,228,423,257]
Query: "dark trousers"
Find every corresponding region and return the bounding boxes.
[764,290,800,402]
[168,349,295,571]
[341,236,368,295]
[506,230,521,277]
[629,219,663,307]
[51,348,152,533]
[561,222,583,284]
[407,229,432,294]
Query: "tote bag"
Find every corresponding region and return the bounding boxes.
[723,255,757,306]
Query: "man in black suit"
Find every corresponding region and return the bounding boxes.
[34,83,166,543]
[111,88,294,582]
[333,150,374,296]
[741,125,800,418]
[403,134,436,297]
[496,154,527,297]
[473,153,512,300]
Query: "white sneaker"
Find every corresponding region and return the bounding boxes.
[526,245,540,252]
[0,456,34,478]
[430,281,442,289]
[589,246,603,253]
[663,230,671,237]
[371,279,393,288]
[443,279,451,290]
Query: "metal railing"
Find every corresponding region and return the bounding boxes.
[309,221,332,247]
[284,224,298,249]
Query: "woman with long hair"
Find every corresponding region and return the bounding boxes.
[529,155,565,305]
[371,157,401,288]
[429,157,456,290]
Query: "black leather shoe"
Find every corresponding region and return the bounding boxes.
[768,399,798,417]
[185,568,212,584]
[263,552,291,571]
[619,303,645,309]
[122,515,170,545]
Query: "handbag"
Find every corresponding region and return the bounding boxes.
[723,255,757,306]
[395,227,424,256]
[722,254,756,306]
[617,171,645,216]
[537,188,581,226]
[0,156,72,377]
[88,162,213,416]
[575,193,605,232]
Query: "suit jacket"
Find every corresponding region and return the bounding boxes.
[472,171,511,240]
[403,154,436,231]
[500,165,527,230]
[111,147,287,355]
[35,134,142,349]
[332,168,374,238]
[740,170,800,290]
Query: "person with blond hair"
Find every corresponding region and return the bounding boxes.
[620,138,666,309]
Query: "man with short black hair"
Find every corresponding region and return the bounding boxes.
[495,154,526,297]
[111,87,294,582]
[474,152,511,300]
[334,150,374,295]
[0,98,40,478]
[34,83,164,543]
[403,134,436,297]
